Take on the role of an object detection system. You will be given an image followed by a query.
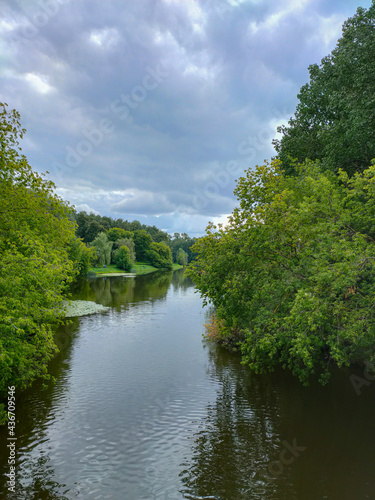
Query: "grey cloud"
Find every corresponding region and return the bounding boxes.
[1,0,367,234]
[110,190,177,216]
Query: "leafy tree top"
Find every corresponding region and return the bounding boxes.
[188,158,375,384]
[274,1,375,176]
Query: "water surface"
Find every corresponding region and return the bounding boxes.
[1,269,375,499]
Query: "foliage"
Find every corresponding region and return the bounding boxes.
[76,217,106,243]
[188,159,375,384]
[169,233,197,262]
[74,211,170,246]
[133,229,153,262]
[274,1,375,177]
[176,247,188,266]
[114,237,136,262]
[107,227,133,242]
[0,102,77,422]
[114,245,133,272]
[74,213,195,265]
[145,225,169,244]
[90,232,113,266]
[67,238,96,277]
[204,314,244,352]
[147,242,173,270]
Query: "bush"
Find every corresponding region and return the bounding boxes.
[147,242,173,269]
[114,237,136,262]
[114,246,133,271]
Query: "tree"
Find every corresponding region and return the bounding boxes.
[169,233,197,263]
[67,238,96,277]
[73,211,171,248]
[114,246,133,272]
[146,225,169,244]
[82,220,106,243]
[107,227,133,242]
[0,102,78,422]
[188,159,375,384]
[133,229,152,262]
[115,237,136,262]
[90,232,113,266]
[147,242,173,270]
[176,248,188,266]
[274,1,375,177]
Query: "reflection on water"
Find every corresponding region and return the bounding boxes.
[0,317,80,499]
[1,269,375,499]
[181,344,375,500]
[69,270,175,309]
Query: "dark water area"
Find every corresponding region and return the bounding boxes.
[1,269,375,499]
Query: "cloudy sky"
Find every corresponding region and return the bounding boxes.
[1,0,371,235]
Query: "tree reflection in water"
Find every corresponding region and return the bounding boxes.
[0,319,80,499]
[70,270,174,311]
[180,337,375,500]
[180,342,286,499]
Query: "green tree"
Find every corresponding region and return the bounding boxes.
[274,1,375,177]
[115,237,136,262]
[133,229,152,262]
[107,227,133,242]
[176,247,188,266]
[0,103,78,422]
[67,238,96,277]
[90,232,113,266]
[83,220,106,243]
[169,233,197,262]
[146,225,169,244]
[188,159,375,384]
[114,245,133,272]
[147,242,173,270]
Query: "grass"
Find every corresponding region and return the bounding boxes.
[88,264,131,275]
[89,262,183,276]
[132,263,159,275]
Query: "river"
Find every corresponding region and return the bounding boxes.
[1,269,375,499]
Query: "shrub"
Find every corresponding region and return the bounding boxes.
[147,242,173,269]
[114,245,133,271]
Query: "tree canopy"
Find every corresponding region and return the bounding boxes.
[90,232,113,266]
[188,160,375,384]
[274,1,375,177]
[114,245,133,272]
[147,241,173,270]
[0,103,79,421]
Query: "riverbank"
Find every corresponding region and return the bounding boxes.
[89,263,183,276]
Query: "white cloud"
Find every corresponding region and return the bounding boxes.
[24,73,54,94]
[248,0,312,34]
[74,203,100,215]
[89,28,120,48]
[310,14,346,50]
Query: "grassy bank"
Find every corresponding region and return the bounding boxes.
[89,265,131,275]
[89,263,183,276]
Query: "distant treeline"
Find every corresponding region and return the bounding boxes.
[72,210,197,268]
